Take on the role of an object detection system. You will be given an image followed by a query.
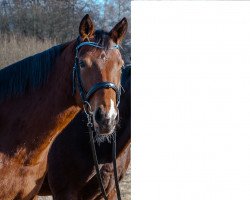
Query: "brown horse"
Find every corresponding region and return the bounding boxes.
[38,66,131,200]
[0,14,127,200]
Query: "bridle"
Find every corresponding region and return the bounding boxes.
[72,37,121,107]
[72,36,122,200]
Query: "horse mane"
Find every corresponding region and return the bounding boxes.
[94,30,113,50]
[0,43,66,102]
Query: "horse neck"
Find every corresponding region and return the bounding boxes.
[29,40,81,162]
[0,40,81,164]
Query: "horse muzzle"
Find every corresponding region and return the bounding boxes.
[93,106,118,135]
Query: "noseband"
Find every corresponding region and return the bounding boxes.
[72,37,122,200]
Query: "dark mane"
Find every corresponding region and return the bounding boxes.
[0,44,65,102]
[94,30,112,50]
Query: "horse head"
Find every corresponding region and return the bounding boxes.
[74,14,128,138]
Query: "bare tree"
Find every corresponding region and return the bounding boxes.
[0,0,131,63]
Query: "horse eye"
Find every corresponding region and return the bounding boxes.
[79,61,86,68]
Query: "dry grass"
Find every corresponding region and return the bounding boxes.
[0,34,55,69]
[1,34,131,200]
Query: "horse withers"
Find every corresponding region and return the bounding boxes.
[0,14,127,199]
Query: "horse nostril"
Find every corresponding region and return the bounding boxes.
[95,107,103,123]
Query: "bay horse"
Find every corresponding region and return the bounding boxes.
[0,14,127,200]
[38,66,131,200]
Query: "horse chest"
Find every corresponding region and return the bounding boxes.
[0,155,46,200]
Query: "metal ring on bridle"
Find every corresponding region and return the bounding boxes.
[83,101,92,114]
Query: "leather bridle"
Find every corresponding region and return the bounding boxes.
[72,38,121,107]
[72,36,122,200]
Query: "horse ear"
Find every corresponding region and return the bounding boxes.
[79,14,95,41]
[109,18,128,44]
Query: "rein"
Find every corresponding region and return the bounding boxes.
[72,37,122,200]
